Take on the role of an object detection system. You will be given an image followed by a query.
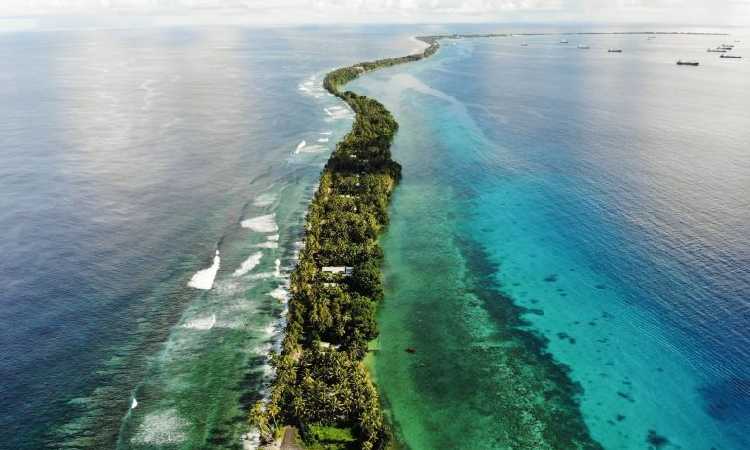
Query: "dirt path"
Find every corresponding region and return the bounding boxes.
[280,426,303,450]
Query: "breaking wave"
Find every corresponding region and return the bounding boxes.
[233,252,264,277]
[269,286,289,301]
[187,250,220,290]
[241,214,278,233]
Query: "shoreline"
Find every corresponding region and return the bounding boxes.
[250,34,441,450]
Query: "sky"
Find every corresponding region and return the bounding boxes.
[0,0,748,27]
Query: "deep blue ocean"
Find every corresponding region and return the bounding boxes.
[2,23,749,450]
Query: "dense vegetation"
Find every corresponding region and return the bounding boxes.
[250,38,440,449]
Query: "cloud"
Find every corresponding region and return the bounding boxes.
[0,0,746,25]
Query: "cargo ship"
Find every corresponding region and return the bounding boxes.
[676,60,700,66]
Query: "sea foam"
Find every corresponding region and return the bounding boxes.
[131,409,188,445]
[296,144,327,154]
[297,75,326,99]
[324,106,353,121]
[241,430,260,450]
[183,314,217,331]
[269,286,289,301]
[187,250,220,290]
[241,214,278,233]
[253,193,277,207]
[233,252,263,277]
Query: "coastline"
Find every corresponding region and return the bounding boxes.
[250,35,441,450]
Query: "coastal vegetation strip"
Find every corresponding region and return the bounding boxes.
[250,36,440,450]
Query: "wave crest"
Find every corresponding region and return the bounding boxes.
[187,250,220,290]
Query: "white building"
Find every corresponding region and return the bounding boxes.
[321,266,353,276]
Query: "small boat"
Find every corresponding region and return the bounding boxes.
[707,48,728,53]
[720,44,734,50]
[720,54,742,59]
[578,45,590,49]
[608,49,623,53]
[676,60,700,66]
[521,43,528,47]
[560,39,569,44]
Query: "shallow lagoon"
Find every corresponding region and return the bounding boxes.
[353,32,750,449]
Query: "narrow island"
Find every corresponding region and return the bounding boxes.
[249,36,440,450]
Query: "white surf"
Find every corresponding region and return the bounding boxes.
[233,252,263,277]
[187,250,220,290]
[241,214,278,233]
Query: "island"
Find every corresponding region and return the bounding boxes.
[249,36,441,450]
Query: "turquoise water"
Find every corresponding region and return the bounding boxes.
[352,32,750,449]
[0,26,421,450]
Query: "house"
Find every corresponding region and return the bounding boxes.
[321,266,353,276]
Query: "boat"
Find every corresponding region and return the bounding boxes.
[578,45,590,49]
[720,54,742,59]
[521,43,528,47]
[707,48,728,53]
[676,60,700,66]
[720,44,734,50]
[608,49,623,53]
[559,39,568,44]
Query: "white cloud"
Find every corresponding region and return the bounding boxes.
[0,0,747,25]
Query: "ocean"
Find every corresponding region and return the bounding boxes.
[0,26,419,450]
[2,24,749,450]
[350,30,750,449]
